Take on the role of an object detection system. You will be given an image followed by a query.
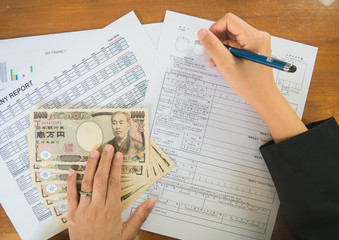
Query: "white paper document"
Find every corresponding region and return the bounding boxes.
[0,23,162,92]
[143,23,163,48]
[0,29,98,91]
[131,11,317,240]
[0,11,155,240]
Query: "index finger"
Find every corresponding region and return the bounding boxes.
[210,13,257,47]
[67,169,79,215]
[210,13,270,54]
[209,13,249,40]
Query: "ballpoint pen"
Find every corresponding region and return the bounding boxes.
[224,45,297,73]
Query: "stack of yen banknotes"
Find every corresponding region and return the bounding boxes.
[28,108,174,226]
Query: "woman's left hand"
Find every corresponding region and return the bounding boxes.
[67,144,156,240]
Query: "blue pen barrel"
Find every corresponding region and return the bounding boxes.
[225,45,296,72]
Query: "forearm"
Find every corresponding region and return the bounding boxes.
[249,85,307,143]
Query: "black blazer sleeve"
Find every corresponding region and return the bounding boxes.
[259,117,339,240]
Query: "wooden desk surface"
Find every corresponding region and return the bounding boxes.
[0,0,338,239]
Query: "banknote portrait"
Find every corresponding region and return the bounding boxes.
[98,111,145,158]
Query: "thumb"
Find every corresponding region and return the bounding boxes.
[198,28,232,68]
[121,199,156,239]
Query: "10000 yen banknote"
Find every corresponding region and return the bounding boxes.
[29,109,149,165]
[29,108,174,226]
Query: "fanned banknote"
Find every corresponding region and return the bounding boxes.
[29,108,174,226]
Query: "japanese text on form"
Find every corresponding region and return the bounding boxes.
[135,11,317,240]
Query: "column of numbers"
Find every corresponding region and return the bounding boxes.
[0,38,129,126]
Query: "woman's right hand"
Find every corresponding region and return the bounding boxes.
[198,13,307,142]
[197,13,277,109]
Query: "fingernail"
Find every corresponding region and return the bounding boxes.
[90,151,97,158]
[68,169,73,176]
[198,29,207,41]
[104,144,113,152]
[147,199,156,210]
[115,151,123,159]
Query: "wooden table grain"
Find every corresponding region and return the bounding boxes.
[0,0,338,239]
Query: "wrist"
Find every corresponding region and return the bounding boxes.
[249,87,307,142]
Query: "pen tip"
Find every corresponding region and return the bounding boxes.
[289,65,297,73]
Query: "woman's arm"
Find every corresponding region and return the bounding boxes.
[198,13,307,143]
[198,13,339,239]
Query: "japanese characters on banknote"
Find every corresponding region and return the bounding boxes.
[28,109,174,225]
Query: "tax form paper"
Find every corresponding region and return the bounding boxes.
[138,11,317,240]
[0,12,155,240]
